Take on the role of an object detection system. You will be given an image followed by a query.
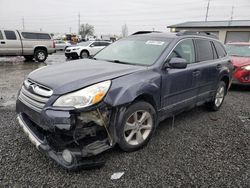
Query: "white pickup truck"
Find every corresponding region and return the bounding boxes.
[0,30,56,62]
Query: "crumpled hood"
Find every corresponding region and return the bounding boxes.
[28,59,146,95]
[231,56,250,67]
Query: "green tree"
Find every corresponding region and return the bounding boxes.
[79,23,95,39]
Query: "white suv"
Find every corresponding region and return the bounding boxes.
[65,41,111,59]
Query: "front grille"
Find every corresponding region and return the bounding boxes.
[18,80,53,112]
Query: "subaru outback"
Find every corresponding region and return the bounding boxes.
[16,31,233,170]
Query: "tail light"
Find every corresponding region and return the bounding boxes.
[52,40,55,48]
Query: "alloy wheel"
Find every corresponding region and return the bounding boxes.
[124,110,153,146]
[215,85,225,107]
[37,52,45,60]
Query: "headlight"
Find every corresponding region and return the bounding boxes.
[53,80,111,108]
[242,65,250,70]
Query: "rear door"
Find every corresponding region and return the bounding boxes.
[161,38,200,112]
[194,39,221,101]
[3,30,22,55]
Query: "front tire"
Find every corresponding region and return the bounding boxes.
[117,101,157,152]
[34,49,47,62]
[206,81,226,111]
[80,51,89,59]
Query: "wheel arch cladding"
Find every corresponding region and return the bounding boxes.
[221,75,229,90]
[104,70,161,110]
[219,66,231,90]
[34,46,48,53]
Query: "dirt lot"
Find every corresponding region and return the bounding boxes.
[0,53,250,187]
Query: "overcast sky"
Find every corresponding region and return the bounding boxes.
[0,0,249,35]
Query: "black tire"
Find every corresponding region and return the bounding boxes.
[116,101,157,152]
[80,50,89,59]
[23,55,34,61]
[34,49,48,62]
[206,81,226,111]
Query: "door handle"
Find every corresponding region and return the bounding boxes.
[192,70,200,77]
[216,64,222,70]
[0,41,5,44]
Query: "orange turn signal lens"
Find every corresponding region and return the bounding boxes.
[92,92,105,104]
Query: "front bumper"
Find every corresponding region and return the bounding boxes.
[232,77,250,86]
[65,52,79,58]
[16,98,114,170]
[17,114,108,170]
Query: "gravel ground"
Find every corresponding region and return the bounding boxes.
[0,54,250,187]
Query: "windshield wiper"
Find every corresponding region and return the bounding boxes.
[106,59,131,65]
[230,54,242,57]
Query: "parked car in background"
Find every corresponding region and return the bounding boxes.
[55,40,71,51]
[226,42,250,86]
[65,41,111,59]
[0,30,55,62]
[16,32,233,170]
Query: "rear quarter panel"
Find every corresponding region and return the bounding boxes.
[21,39,54,55]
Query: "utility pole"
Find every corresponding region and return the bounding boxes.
[78,12,80,34]
[22,17,25,30]
[205,0,211,22]
[69,27,71,33]
[230,6,234,21]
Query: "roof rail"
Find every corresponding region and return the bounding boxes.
[131,31,162,35]
[176,30,218,39]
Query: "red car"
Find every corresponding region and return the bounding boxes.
[226,42,250,86]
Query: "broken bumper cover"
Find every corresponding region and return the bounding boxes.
[17,114,110,170]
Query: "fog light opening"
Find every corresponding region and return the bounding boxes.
[62,149,73,164]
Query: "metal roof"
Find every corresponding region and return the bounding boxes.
[168,20,250,28]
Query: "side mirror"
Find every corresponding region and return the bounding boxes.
[90,44,94,47]
[166,57,188,69]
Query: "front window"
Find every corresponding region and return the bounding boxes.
[226,44,250,57]
[94,37,171,66]
[168,39,195,64]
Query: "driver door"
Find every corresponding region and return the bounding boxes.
[161,39,200,113]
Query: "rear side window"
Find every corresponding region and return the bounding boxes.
[21,32,51,40]
[0,31,3,40]
[4,30,17,40]
[213,41,227,58]
[168,39,195,64]
[196,39,214,62]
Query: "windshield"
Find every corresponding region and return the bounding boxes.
[226,44,250,57]
[78,41,92,46]
[94,37,171,66]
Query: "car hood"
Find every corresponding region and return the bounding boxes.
[28,59,146,95]
[67,45,84,50]
[231,56,250,67]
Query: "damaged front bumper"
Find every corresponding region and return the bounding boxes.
[16,99,116,170]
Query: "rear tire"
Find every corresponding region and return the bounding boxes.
[24,55,34,61]
[34,49,48,62]
[206,81,226,111]
[116,101,157,152]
